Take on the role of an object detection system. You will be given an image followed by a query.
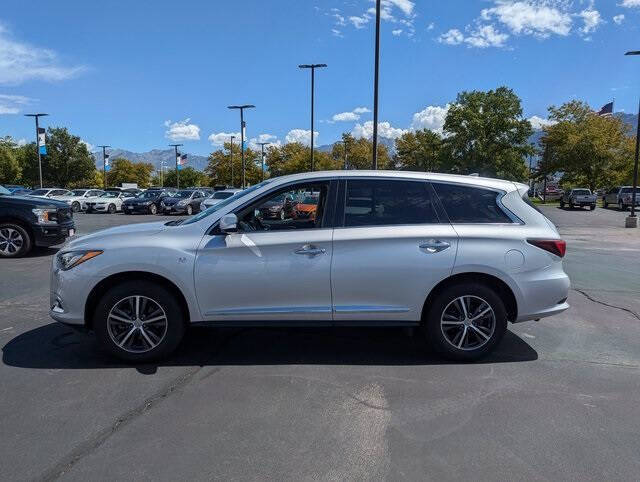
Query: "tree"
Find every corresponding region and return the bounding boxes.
[394,129,443,172]
[206,142,263,187]
[538,100,634,190]
[328,133,392,170]
[163,166,208,188]
[441,87,533,181]
[0,137,21,184]
[106,157,154,188]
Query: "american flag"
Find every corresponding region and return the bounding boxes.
[597,101,614,117]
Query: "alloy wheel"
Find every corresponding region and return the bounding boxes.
[0,227,24,255]
[440,295,496,351]
[107,295,168,353]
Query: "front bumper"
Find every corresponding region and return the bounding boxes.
[123,204,154,213]
[162,204,188,214]
[49,263,97,326]
[84,204,110,212]
[33,222,75,247]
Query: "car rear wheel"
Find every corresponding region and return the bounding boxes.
[149,203,157,215]
[559,200,565,208]
[94,281,186,362]
[603,199,608,208]
[423,283,507,361]
[186,204,193,215]
[71,201,81,212]
[619,201,626,211]
[0,223,32,258]
[108,203,117,214]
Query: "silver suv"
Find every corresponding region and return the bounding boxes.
[50,171,570,362]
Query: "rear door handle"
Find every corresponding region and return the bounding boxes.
[419,239,451,253]
[294,245,326,257]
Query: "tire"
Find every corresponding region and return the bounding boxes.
[559,201,564,208]
[149,203,157,215]
[279,210,285,220]
[569,201,574,209]
[0,223,32,258]
[603,199,608,208]
[71,201,81,213]
[108,203,117,214]
[93,281,186,363]
[123,209,131,215]
[186,204,193,216]
[590,205,596,211]
[619,201,626,212]
[423,282,507,362]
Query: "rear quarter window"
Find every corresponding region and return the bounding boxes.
[433,183,513,223]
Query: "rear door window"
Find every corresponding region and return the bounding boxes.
[433,183,513,223]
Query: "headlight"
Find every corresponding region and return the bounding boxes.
[32,208,57,225]
[57,250,103,271]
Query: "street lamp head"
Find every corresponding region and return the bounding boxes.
[298,64,327,69]
[24,113,49,117]
[625,51,640,56]
[228,105,255,110]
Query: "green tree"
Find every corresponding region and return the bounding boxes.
[206,142,263,187]
[538,100,634,190]
[442,87,533,181]
[0,137,22,184]
[163,166,207,188]
[394,129,443,172]
[328,133,392,170]
[106,157,154,188]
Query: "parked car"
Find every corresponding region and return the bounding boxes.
[258,192,298,220]
[122,189,177,215]
[82,191,133,213]
[28,188,72,199]
[0,185,75,258]
[159,189,206,215]
[50,171,569,363]
[201,189,242,210]
[55,189,105,212]
[291,195,318,220]
[602,186,640,211]
[1,184,26,193]
[559,188,597,210]
[11,189,33,196]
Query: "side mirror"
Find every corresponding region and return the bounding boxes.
[220,213,238,234]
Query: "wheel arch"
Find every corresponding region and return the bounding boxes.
[422,272,518,323]
[0,217,35,244]
[84,271,191,329]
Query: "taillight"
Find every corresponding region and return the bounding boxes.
[527,239,566,258]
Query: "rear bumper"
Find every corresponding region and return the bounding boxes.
[514,271,571,322]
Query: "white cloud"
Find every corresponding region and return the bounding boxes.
[578,4,603,35]
[80,140,95,152]
[0,23,85,85]
[208,131,240,146]
[438,29,464,45]
[349,15,370,29]
[620,0,640,7]
[411,104,450,134]
[285,129,319,146]
[613,14,625,24]
[0,93,34,114]
[352,121,407,140]
[164,118,201,141]
[248,133,281,150]
[392,29,403,36]
[16,138,27,146]
[464,24,509,48]
[332,111,360,122]
[333,13,346,26]
[341,0,416,36]
[528,115,557,129]
[353,106,371,114]
[427,22,435,31]
[332,28,344,37]
[480,1,572,38]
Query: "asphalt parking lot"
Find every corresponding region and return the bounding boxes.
[1,207,639,481]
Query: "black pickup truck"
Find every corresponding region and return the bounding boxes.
[0,186,75,258]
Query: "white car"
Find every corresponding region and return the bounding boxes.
[81,191,134,214]
[28,188,72,199]
[50,170,570,363]
[55,189,105,212]
[201,189,242,209]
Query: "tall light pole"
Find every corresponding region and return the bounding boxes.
[160,161,167,187]
[257,142,270,182]
[372,0,381,170]
[298,63,327,171]
[228,105,255,188]
[625,50,640,227]
[24,113,49,188]
[98,145,110,189]
[169,143,183,189]
[229,135,235,187]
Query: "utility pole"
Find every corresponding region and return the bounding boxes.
[169,144,183,189]
[298,63,327,171]
[257,142,270,182]
[24,113,49,188]
[160,161,167,187]
[625,50,640,227]
[229,135,235,187]
[228,105,255,189]
[372,0,381,170]
[98,145,110,189]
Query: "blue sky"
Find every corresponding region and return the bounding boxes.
[1,0,639,156]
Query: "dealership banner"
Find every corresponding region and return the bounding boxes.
[104,154,110,172]
[37,127,47,155]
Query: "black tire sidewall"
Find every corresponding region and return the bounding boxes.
[424,283,508,362]
[0,223,32,258]
[186,205,193,215]
[108,203,116,214]
[72,201,80,212]
[149,204,157,215]
[93,281,186,362]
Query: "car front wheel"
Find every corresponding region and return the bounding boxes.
[423,283,507,361]
[186,204,193,215]
[149,203,157,215]
[94,281,186,362]
[108,203,117,214]
[71,201,81,212]
[0,223,32,258]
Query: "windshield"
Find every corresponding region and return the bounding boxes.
[175,190,194,199]
[620,187,636,194]
[71,190,87,196]
[137,191,159,199]
[100,192,119,198]
[182,181,270,225]
[572,189,591,195]
[0,185,10,195]
[213,191,234,199]
[30,189,49,196]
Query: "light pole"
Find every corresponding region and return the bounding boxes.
[228,105,255,189]
[160,161,167,187]
[229,135,235,187]
[24,113,49,188]
[372,0,381,170]
[298,63,327,171]
[625,50,640,227]
[169,144,183,189]
[257,142,270,182]
[98,145,110,189]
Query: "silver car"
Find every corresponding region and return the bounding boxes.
[50,171,570,362]
[201,189,242,210]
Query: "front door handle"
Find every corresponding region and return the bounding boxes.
[294,245,326,257]
[419,239,451,253]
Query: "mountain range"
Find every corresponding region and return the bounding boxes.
[92,113,638,172]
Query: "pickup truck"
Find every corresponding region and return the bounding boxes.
[602,186,640,211]
[0,185,75,258]
[559,188,597,210]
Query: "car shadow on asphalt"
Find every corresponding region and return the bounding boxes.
[24,247,60,258]
[2,323,538,373]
